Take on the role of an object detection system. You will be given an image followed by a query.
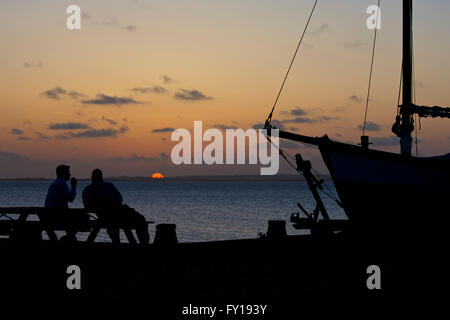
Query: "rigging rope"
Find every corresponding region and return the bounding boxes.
[265,0,319,126]
[266,136,343,207]
[412,26,419,157]
[362,0,381,137]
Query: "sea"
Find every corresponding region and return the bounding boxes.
[0,180,346,242]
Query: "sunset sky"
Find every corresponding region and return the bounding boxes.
[1,0,450,178]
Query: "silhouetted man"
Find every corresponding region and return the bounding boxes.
[82,169,150,244]
[45,165,77,208]
[44,164,89,242]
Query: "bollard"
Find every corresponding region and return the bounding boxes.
[153,223,178,245]
[266,220,287,240]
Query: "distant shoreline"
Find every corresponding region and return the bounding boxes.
[0,174,331,182]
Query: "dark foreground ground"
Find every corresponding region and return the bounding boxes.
[0,225,446,317]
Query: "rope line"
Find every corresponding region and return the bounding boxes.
[266,136,342,206]
[265,0,319,126]
[362,0,381,136]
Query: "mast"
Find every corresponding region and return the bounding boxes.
[400,0,414,156]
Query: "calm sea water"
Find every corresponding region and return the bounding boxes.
[0,180,346,242]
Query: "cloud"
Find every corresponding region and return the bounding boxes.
[161,75,173,83]
[290,106,308,116]
[317,116,340,121]
[282,117,317,124]
[82,94,140,106]
[340,41,364,48]
[82,12,137,32]
[308,23,329,36]
[159,152,169,160]
[34,132,50,140]
[48,122,91,130]
[17,137,32,141]
[0,149,29,162]
[152,127,174,133]
[63,126,129,139]
[349,95,363,103]
[41,87,87,100]
[81,12,92,20]
[174,89,212,101]
[333,106,348,113]
[41,87,67,100]
[213,124,239,130]
[415,81,426,88]
[102,116,117,125]
[131,86,167,94]
[68,90,87,100]
[24,61,43,68]
[358,121,380,131]
[112,152,168,163]
[10,128,24,135]
[372,136,399,146]
[122,25,137,32]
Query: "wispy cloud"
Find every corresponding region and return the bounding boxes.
[333,106,348,113]
[161,75,173,84]
[282,117,317,124]
[111,152,168,163]
[41,87,86,100]
[131,86,167,94]
[415,81,426,88]
[34,132,50,140]
[102,116,117,125]
[10,128,24,135]
[308,23,329,36]
[58,126,129,139]
[290,106,308,116]
[372,136,399,146]
[17,136,32,141]
[152,127,174,133]
[122,25,137,32]
[48,122,91,130]
[213,124,239,130]
[349,95,363,103]
[24,61,43,68]
[82,94,140,106]
[68,90,87,100]
[174,89,212,101]
[358,121,380,131]
[41,87,66,100]
[82,12,137,32]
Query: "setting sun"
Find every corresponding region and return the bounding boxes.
[151,173,164,179]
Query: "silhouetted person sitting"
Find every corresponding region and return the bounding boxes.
[44,164,89,243]
[82,169,150,244]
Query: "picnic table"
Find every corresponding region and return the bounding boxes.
[0,207,154,244]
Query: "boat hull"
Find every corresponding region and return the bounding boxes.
[318,137,450,231]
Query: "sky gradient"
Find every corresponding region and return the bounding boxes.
[1,0,450,178]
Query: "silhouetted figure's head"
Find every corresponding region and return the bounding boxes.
[56,164,71,181]
[91,169,104,184]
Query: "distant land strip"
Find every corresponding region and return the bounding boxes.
[0,174,332,182]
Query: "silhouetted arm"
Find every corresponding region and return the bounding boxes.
[63,182,76,203]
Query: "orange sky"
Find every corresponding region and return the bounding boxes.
[1,0,450,178]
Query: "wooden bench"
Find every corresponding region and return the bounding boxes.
[0,207,154,244]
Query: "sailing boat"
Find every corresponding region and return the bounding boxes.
[270,0,450,230]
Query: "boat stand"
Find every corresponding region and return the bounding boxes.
[290,153,348,234]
